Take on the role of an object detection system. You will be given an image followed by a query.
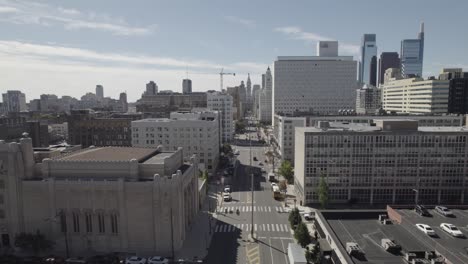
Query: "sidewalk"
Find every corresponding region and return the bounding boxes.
[175,183,220,261]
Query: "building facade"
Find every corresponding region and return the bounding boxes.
[131,110,220,173]
[360,34,378,86]
[378,52,400,85]
[136,92,207,117]
[294,120,468,205]
[207,91,234,142]
[258,67,273,124]
[0,141,199,256]
[273,41,358,117]
[182,79,192,94]
[96,85,104,100]
[146,81,158,96]
[382,77,449,114]
[2,91,27,113]
[440,68,468,114]
[356,85,382,115]
[273,115,306,164]
[401,23,425,77]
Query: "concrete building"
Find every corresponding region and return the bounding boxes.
[49,122,68,140]
[96,85,104,100]
[258,67,272,124]
[355,84,382,115]
[295,120,468,206]
[146,81,158,95]
[207,91,234,142]
[379,52,400,85]
[273,41,358,118]
[401,23,425,77]
[68,110,143,148]
[0,140,199,256]
[360,34,378,86]
[439,68,468,114]
[182,79,192,94]
[0,114,50,147]
[316,41,338,57]
[273,115,306,163]
[383,68,402,84]
[136,92,207,117]
[131,110,220,173]
[2,90,27,113]
[252,84,261,118]
[382,77,449,114]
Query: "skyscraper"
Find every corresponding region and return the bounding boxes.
[378,52,400,85]
[96,85,104,99]
[146,81,158,95]
[2,90,27,113]
[182,79,192,94]
[360,34,377,86]
[246,74,252,98]
[401,23,425,77]
[259,67,272,123]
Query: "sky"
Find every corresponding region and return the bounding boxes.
[1,0,467,102]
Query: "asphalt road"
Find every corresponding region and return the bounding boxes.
[205,126,293,264]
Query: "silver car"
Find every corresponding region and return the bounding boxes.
[435,206,453,217]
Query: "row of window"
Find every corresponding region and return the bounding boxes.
[60,211,118,235]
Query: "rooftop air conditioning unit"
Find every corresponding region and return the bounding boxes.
[405,253,417,262]
[431,258,444,264]
[346,242,364,257]
[381,239,401,254]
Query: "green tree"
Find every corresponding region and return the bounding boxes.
[279,160,294,184]
[317,172,329,209]
[221,143,233,155]
[15,231,54,256]
[279,180,287,192]
[199,170,208,180]
[235,121,246,133]
[288,207,302,229]
[294,222,312,248]
[306,243,321,264]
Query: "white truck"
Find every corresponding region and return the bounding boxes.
[288,243,307,264]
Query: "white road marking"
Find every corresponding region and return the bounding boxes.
[215,225,220,232]
[279,224,283,232]
[255,224,257,231]
[276,224,280,232]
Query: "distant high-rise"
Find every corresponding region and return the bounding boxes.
[146,81,158,95]
[360,34,377,86]
[440,68,468,114]
[119,92,128,112]
[182,79,192,94]
[2,90,27,113]
[246,74,252,98]
[316,41,338,57]
[378,52,400,85]
[96,85,104,99]
[401,23,425,77]
[259,67,272,123]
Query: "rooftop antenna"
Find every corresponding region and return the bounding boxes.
[186,65,189,79]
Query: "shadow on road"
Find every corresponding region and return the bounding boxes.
[204,219,242,264]
[255,238,287,254]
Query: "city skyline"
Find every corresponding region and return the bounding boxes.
[1,0,468,102]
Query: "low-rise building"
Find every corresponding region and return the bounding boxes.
[136,92,207,117]
[132,110,220,173]
[294,119,468,206]
[0,140,199,256]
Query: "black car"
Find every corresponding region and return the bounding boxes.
[253,157,257,161]
[415,205,430,216]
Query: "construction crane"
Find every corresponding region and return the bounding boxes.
[219,68,236,91]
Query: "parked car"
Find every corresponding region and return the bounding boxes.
[435,206,454,217]
[415,205,430,216]
[44,256,65,264]
[253,156,257,161]
[258,162,263,166]
[125,256,147,264]
[304,213,313,221]
[440,223,464,237]
[416,223,436,236]
[261,168,266,173]
[65,258,87,264]
[223,193,231,202]
[224,186,231,193]
[148,256,169,264]
[234,150,240,155]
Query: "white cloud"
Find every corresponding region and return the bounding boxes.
[274,26,359,56]
[0,40,266,101]
[224,15,256,28]
[0,0,156,36]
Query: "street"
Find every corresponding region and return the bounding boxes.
[205,125,294,264]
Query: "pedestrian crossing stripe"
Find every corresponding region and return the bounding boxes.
[214,223,290,233]
[218,206,286,213]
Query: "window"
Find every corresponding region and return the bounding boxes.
[111,213,118,234]
[59,211,67,233]
[98,213,105,233]
[85,212,93,233]
[72,212,80,233]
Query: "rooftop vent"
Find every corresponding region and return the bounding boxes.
[346,242,365,259]
[381,239,401,254]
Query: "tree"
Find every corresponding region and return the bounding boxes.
[199,170,208,180]
[288,207,302,229]
[317,172,329,209]
[294,222,312,248]
[279,160,294,184]
[15,231,54,256]
[279,180,287,192]
[306,242,321,264]
[221,143,233,155]
[235,121,246,133]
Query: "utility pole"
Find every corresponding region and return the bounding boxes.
[250,117,255,239]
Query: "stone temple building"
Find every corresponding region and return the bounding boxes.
[0,138,199,257]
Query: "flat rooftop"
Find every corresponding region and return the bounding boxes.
[143,152,173,164]
[320,208,468,264]
[58,147,159,162]
[300,121,468,133]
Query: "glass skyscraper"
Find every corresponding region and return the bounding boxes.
[401,23,424,77]
[360,34,377,86]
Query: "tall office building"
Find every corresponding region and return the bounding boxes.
[96,85,104,99]
[356,85,382,114]
[182,79,192,94]
[146,81,158,95]
[259,67,273,123]
[207,91,234,142]
[246,74,252,99]
[2,90,27,113]
[360,34,377,86]
[440,68,468,114]
[273,41,358,118]
[378,52,400,85]
[401,23,425,77]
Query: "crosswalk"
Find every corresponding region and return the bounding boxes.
[218,206,287,213]
[214,223,290,233]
